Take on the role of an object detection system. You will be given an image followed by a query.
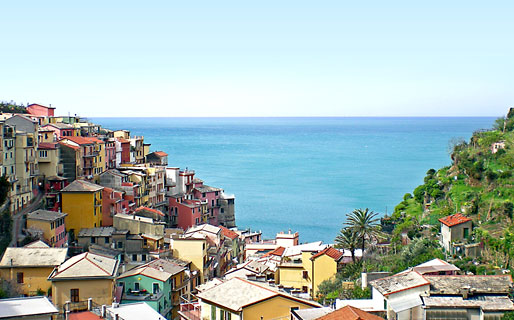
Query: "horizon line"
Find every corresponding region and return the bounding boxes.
[87,115,501,119]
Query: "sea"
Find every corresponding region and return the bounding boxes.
[91,117,496,244]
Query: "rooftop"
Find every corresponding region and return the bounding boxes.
[151,151,168,157]
[311,247,344,261]
[194,185,222,193]
[294,305,384,320]
[438,213,472,227]
[196,277,320,312]
[105,302,165,320]
[185,224,221,236]
[423,295,514,311]
[27,209,67,222]
[23,240,50,248]
[61,136,95,146]
[424,275,513,295]
[0,247,68,267]
[370,270,430,296]
[118,259,185,282]
[61,179,103,192]
[49,252,118,280]
[0,296,58,318]
[78,227,115,237]
[135,206,165,217]
[412,258,460,274]
[38,142,58,150]
[220,225,239,240]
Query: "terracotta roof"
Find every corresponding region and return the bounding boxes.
[438,213,472,227]
[317,305,384,320]
[61,136,94,145]
[59,141,79,150]
[38,142,58,150]
[220,226,239,240]
[262,246,285,258]
[153,151,168,157]
[311,247,344,261]
[135,206,165,217]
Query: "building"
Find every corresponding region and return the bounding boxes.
[41,123,79,140]
[105,302,166,320]
[195,277,321,320]
[60,179,104,234]
[491,140,506,154]
[102,186,127,226]
[49,252,119,309]
[117,259,188,319]
[439,213,473,252]
[37,142,61,178]
[292,305,384,320]
[0,247,68,296]
[0,296,58,320]
[146,151,168,166]
[26,209,68,247]
[60,136,104,180]
[171,234,208,286]
[26,103,55,117]
[113,213,165,238]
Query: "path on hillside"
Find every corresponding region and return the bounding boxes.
[9,192,43,247]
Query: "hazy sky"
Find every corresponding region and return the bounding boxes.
[1,1,513,117]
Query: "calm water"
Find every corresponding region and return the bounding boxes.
[91,117,495,243]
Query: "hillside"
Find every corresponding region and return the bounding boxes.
[386,108,514,273]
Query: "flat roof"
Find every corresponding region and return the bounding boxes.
[0,296,58,318]
[27,209,67,222]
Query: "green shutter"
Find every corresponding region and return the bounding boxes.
[211,305,216,319]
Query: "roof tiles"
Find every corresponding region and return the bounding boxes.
[438,213,472,227]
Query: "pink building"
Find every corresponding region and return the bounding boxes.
[26,103,55,117]
[41,123,76,140]
[193,184,222,226]
[102,187,126,226]
[105,139,116,169]
[26,209,68,247]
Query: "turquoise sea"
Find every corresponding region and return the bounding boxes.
[91,117,495,243]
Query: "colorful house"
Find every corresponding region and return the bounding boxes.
[0,247,67,296]
[49,252,119,310]
[102,186,126,226]
[26,103,55,117]
[117,259,187,319]
[439,213,473,252]
[192,184,223,226]
[60,179,104,235]
[171,234,208,286]
[146,151,168,166]
[41,123,79,139]
[37,142,61,178]
[26,209,68,247]
[196,277,320,320]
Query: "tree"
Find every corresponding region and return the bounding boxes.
[346,208,380,253]
[0,175,10,205]
[334,227,359,262]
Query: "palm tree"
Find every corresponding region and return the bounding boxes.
[346,208,380,254]
[334,227,360,262]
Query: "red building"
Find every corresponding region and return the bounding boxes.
[118,138,131,164]
[169,195,202,230]
[105,138,116,169]
[26,103,55,117]
[102,187,126,226]
[192,184,222,226]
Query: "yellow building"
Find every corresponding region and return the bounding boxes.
[277,247,342,299]
[196,277,320,320]
[61,179,104,235]
[171,235,208,286]
[26,209,68,247]
[0,247,68,296]
[37,142,62,178]
[49,252,119,309]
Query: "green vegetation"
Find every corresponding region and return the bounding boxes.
[0,176,12,256]
[0,101,27,114]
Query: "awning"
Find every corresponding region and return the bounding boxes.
[389,296,422,313]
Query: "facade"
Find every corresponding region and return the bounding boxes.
[41,123,78,140]
[60,179,104,234]
[26,209,68,247]
[171,235,208,286]
[37,142,61,178]
[26,103,55,117]
[146,151,168,166]
[439,213,473,252]
[117,259,187,319]
[49,252,119,309]
[0,247,67,296]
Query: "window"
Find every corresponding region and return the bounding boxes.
[302,286,308,293]
[117,241,123,249]
[91,237,96,244]
[134,282,140,291]
[16,272,23,284]
[132,254,137,261]
[142,254,147,261]
[153,283,160,293]
[302,271,308,279]
[104,237,109,244]
[71,288,79,302]
[463,228,469,238]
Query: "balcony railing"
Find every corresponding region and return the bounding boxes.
[122,290,163,302]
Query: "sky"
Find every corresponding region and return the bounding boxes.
[1,1,513,117]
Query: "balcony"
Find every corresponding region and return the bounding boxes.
[83,151,99,158]
[122,289,163,302]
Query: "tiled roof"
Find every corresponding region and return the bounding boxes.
[24,240,50,248]
[135,206,165,217]
[370,270,430,296]
[0,247,68,267]
[61,136,95,145]
[49,252,118,280]
[311,247,344,261]
[61,180,103,192]
[78,227,115,237]
[38,142,58,150]
[27,209,67,222]
[194,185,222,193]
[153,151,168,157]
[196,278,320,312]
[438,213,472,227]
[424,275,513,295]
[262,246,285,258]
[220,226,239,240]
[117,259,185,282]
[317,305,385,320]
